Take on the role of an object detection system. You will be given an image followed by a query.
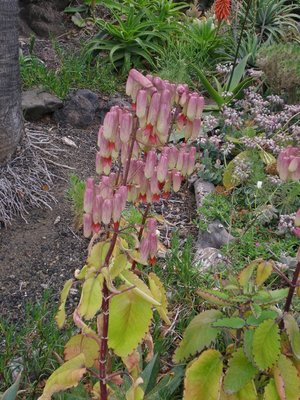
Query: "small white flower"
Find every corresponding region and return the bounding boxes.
[257,181,263,189]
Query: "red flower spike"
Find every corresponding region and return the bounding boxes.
[215,0,231,21]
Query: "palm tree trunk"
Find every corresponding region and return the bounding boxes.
[0,0,23,166]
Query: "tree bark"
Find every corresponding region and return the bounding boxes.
[0,0,23,166]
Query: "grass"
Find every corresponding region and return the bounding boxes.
[20,48,120,99]
[0,291,73,399]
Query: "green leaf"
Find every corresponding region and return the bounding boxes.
[250,303,262,318]
[252,288,288,305]
[255,261,273,286]
[223,380,257,399]
[224,348,258,394]
[77,275,103,320]
[109,253,129,279]
[148,272,170,325]
[183,349,223,400]
[284,314,300,361]
[227,54,250,92]
[87,241,110,270]
[212,317,245,329]
[246,310,278,326]
[197,289,233,306]
[259,150,276,166]
[38,354,86,400]
[108,288,153,357]
[263,379,280,400]
[55,279,74,329]
[253,319,280,370]
[238,261,258,288]
[120,270,161,306]
[64,335,99,368]
[174,310,223,363]
[274,354,300,400]
[141,354,160,396]
[243,329,254,363]
[1,372,22,400]
[192,66,224,108]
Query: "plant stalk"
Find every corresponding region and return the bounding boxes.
[131,203,151,271]
[283,259,300,314]
[227,0,252,92]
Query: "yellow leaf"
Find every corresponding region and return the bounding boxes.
[256,261,273,286]
[120,270,161,306]
[183,349,223,400]
[126,377,144,400]
[238,261,259,288]
[38,354,86,400]
[109,253,130,279]
[78,274,103,320]
[55,279,73,329]
[64,334,99,368]
[148,272,171,325]
[87,241,110,270]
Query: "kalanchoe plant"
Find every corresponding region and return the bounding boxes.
[277,146,300,182]
[38,69,204,400]
[174,257,300,400]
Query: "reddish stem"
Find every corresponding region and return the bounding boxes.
[131,203,151,271]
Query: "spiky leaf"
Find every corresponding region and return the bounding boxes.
[274,354,300,400]
[183,349,223,400]
[77,275,103,320]
[253,288,288,305]
[263,379,280,400]
[284,313,300,361]
[212,317,245,329]
[38,354,86,400]
[246,310,278,326]
[174,310,223,363]
[197,289,232,306]
[108,288,152,357]
[256,261,273,286]
[55,279,73,329]
[64,335,99,368]
[120,270,161,306]
[224,349,258,394]
[253,319,280,370]
[148,272,170,325]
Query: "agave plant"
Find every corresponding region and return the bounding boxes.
[240,0,300,44]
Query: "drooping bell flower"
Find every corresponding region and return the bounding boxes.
[181,152,190,177]
[157,155,168,183]
[172,171,182,192]
[187,95,198,121]
[112,193,123,222]
[84,188,93,213]
[129,69,153,89]
[277,147,300,181]
[147,218,157,234]
[215,0,231,21]
[120,112,133,143]
[184,120,193,141]
[93,195,103,224]
[117,185,128,209]
[102,199,113,225]
[83,213,92,238]
[196,97,205,118]
[192,118,202,139]
[156,103,171,138]
[144,150,157,179]
[149,232,158,260]
[187,147,197,175]
[139,237,150,264]
[147,92,161,126]
[86,177,94,190]
[136,89,148,119]
[103,111,118,140]
[168,146,178,169]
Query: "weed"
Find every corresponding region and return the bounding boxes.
[66,174,85,229]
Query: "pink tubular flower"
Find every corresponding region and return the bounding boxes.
[157,155,168,183]
[168,146,178,169]
[196,97,205,118]
[84,188,93,213]
[181,152,190,176]
[172,171,182,192]
[120,112,133,143]
[187,95,198,121]
[139,237,150,264]
[156,103,171,137]
[129,69,153,89]
[277,147,300,181]
[295,209,300,227]
[144,150,157,179]
[192,118,202,139]
[149,232,158,258]
[112,193,123,222]
[93,195,103,224]
[102,199,113,225]
[83,213,92,238]
[187,147,197,175]
[103,111,118,140]
[147,92,161,126]
[136,89,148,119]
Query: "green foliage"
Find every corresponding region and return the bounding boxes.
[176,261,300,398]
[193,55,253,108]
[240,0,300,44]
[20,50,118,99]
[197,193,231,228]
[66,174,85,228]
[86,1,185,71]
[257,43,300,102]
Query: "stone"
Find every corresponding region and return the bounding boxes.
[193,178,215,209]
[99,96,131,124]
[22,88,63,121]
[54,89,100,128]
[196,221,235,250]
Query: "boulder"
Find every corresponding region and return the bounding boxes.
[22,88,63,120]
[54,89,100,129]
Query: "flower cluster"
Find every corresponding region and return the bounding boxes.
[216,63,233,75]
[277,146,300,181]
[126,69,205,144]
[215,0,231,21]
[222,106,242,128]
[82,69,203,239]
[277,213,296,235]
[232,157,252,184]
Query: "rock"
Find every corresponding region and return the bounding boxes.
[54,89,100,128]
[193,179,215,209]
[194,247,231,272]
[22,88,63,120]
[196,221,235,250]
